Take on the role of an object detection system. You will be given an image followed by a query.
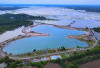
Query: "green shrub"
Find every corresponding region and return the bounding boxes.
[70,62,80,68]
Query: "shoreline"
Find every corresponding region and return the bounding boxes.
[67,33,89,38]
[0,23,92,59]
[22,23,79,37]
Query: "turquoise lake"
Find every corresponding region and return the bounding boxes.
[3,25,89,55]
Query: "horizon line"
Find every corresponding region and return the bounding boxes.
[0,4,100,6]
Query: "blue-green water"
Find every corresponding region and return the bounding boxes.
[3,25,88,55]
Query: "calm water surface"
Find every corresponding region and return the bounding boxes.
[3,25,88,55]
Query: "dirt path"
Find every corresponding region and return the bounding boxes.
[44,63,62,68]
[81,59,100,68]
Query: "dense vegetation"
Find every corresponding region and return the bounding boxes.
[93,27,100,33]
[0,46,100,68]
[0,56,22,68]
[67,46,100,68]
[67,46,100,61]
[0,13,48,34]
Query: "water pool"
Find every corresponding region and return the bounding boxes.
[3,25,89,55]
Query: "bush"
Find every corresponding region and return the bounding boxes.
[93,27,100,33]
[73,54,100,64]
[70,62,80,68]
[8,63,17,68]
[32,63,43,68]
[41,61,47,65]
[67,46,100,61]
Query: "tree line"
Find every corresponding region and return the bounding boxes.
[93,27,100,33]
[0,13,48,34]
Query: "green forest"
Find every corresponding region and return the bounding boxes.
[0,13,48,34]
[0,6,24,10]
[93,27,100,33]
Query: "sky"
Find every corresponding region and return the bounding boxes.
[0,0,100,5]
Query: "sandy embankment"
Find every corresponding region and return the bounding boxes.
[67,33,89,39]
[22,24,51,37]
[53,25,79,30]
[22,24,80,37]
